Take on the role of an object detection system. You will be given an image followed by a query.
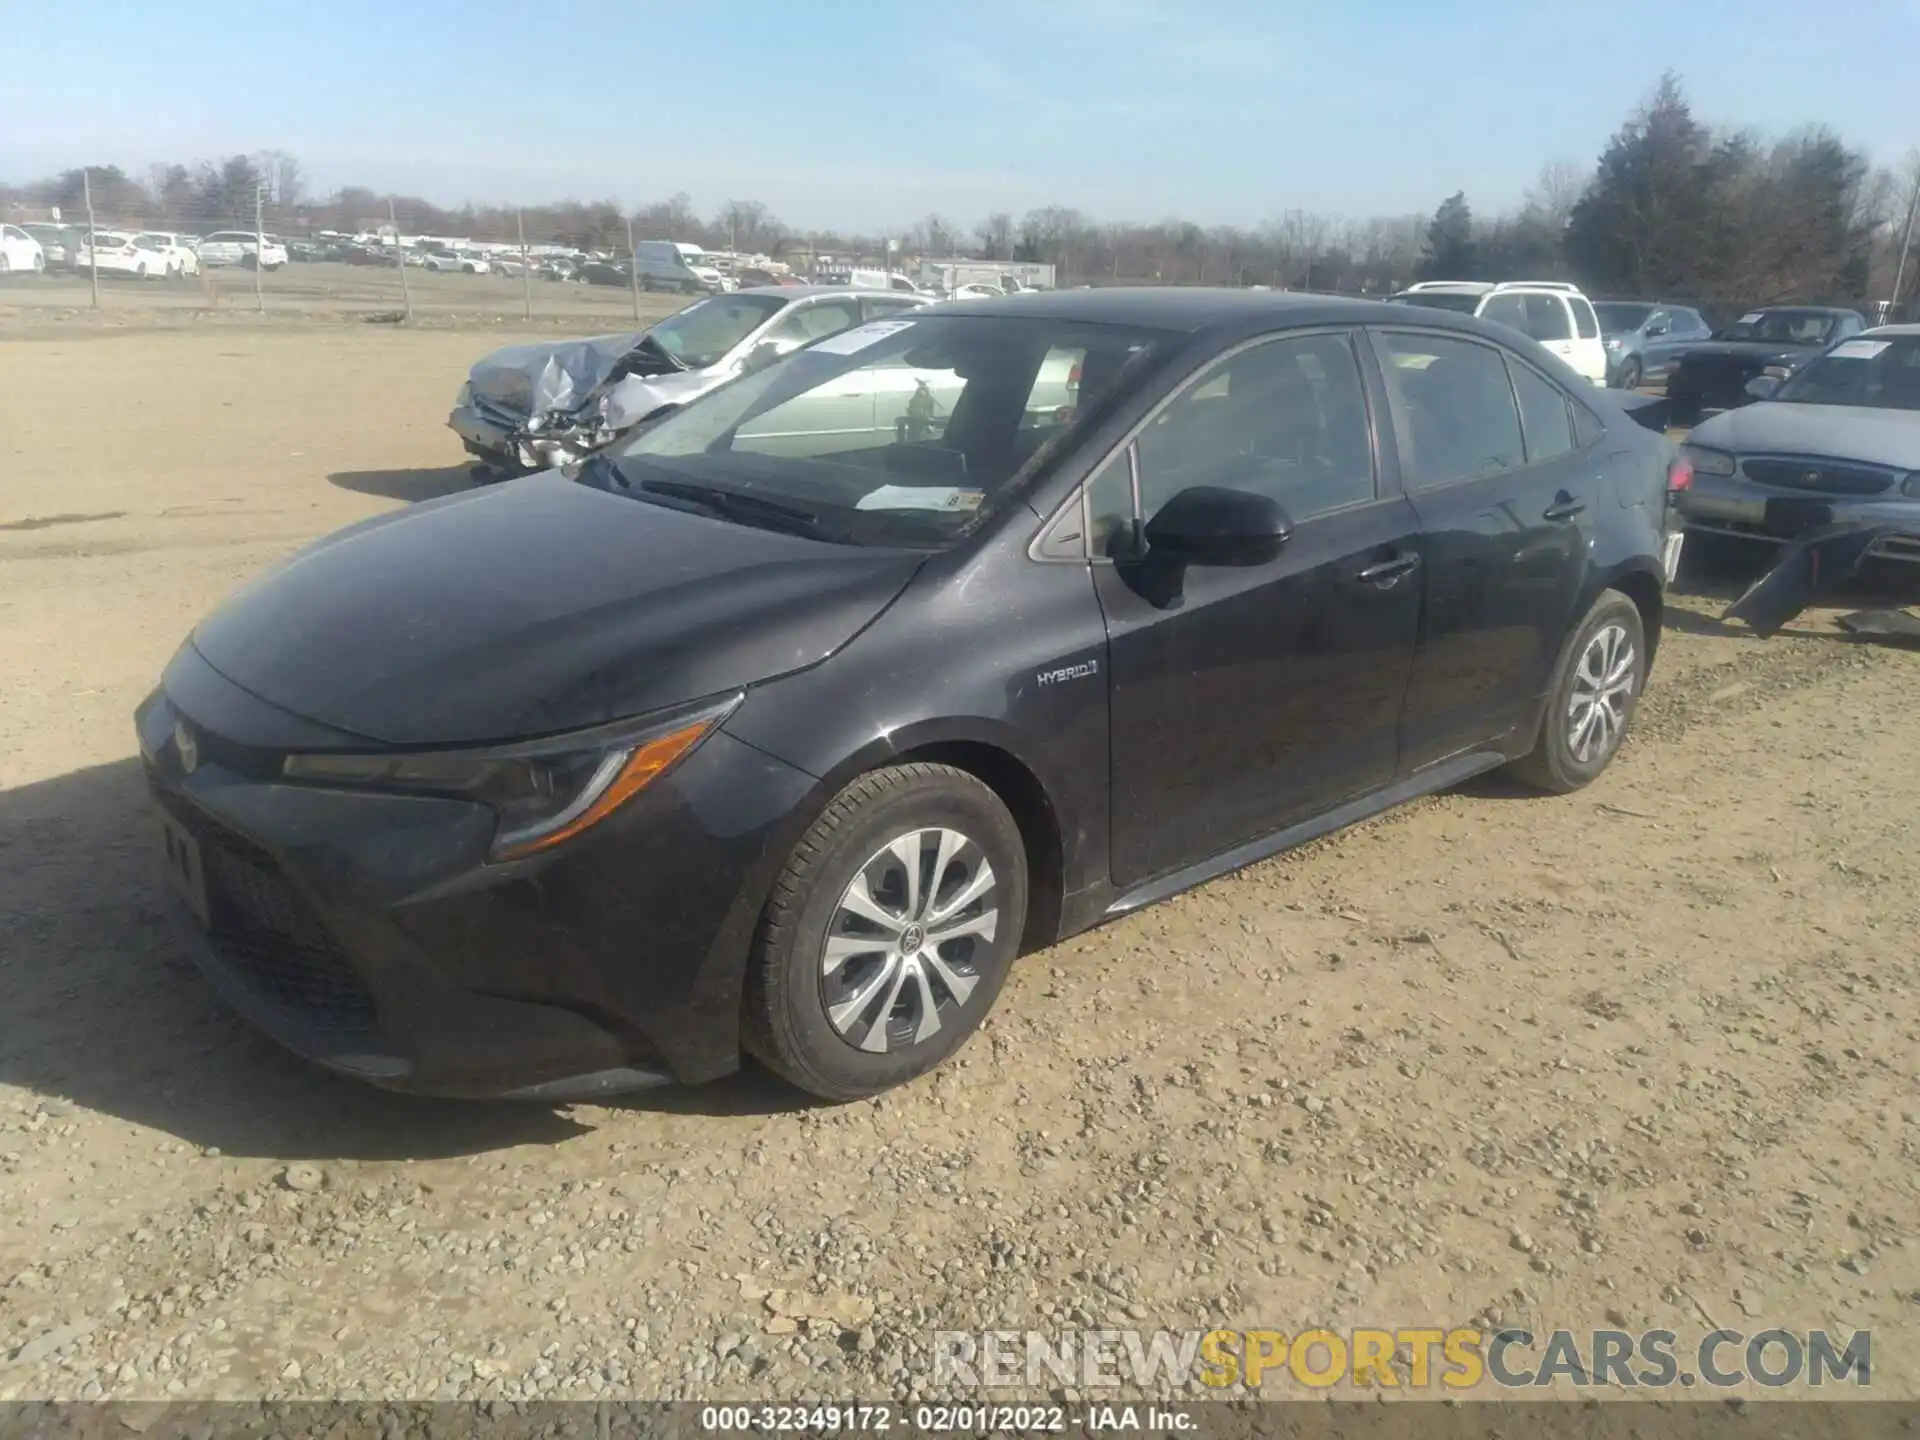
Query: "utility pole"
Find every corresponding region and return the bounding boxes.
[252,183,266,313]
[389,196,412,321]
[626,215,641,323]
[83,169,99,309]
[1892,172,1920,323]
[518,208,533,323]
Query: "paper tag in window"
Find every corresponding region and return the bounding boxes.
[1736,312,1763,324]
[856,485,983,512]
[808,320,917,356]
[1829,339,1889,360]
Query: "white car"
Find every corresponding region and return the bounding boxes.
[1387,280,1607,385]
[196,231,289,270]
[1472,282,1608,386]
[132,232,199,278]
[74,231,171,279]
[0,223,46,276]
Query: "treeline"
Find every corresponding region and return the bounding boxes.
[6,76,1916,309]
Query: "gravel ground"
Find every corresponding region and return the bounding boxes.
[1,320,1915,1405]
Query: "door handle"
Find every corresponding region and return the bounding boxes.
[1543,496,1586,521]
[1355,553,1420,586]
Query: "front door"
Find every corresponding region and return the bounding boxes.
[1369,328,1597,770]
[1092,329,1424,889]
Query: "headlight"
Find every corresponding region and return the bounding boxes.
[455,381,473,407]
[282,695,739,861]
[1681,444,1737,477]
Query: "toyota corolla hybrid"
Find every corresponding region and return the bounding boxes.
[140,290,1682,1102]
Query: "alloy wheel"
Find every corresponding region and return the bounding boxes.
[819,827,999,1054]
[1567,622,1636,764]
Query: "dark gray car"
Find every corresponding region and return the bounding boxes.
[1675,325,1920,563]
[1594,301,1712,390]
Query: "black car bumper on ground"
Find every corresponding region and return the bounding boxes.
[135,669,821,1099]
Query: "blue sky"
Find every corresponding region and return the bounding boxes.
[5,0,1917,231]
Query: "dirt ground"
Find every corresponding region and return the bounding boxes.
[0,317,1916,1406]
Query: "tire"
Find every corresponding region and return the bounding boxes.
[744,763,1028,1100]
[32,253,45,274]
[0,254,10,275]
[135,262,148,279]
[1615,356,1641,391]
[1507,590,1647,795]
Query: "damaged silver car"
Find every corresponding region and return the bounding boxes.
[448,286,931,479]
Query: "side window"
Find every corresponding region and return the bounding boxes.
[1570,297,1600,340]
[1523,294,1573,342]
[1132,332,1375,526]
[2,226,22,241]
[1508,359,1575,463]
[1646,309,1671,334]
[1571,401,1604,448]
[1479,294,1528,333]
[1837,314,1864,338]
[1085,449,1136,559]
[764,299,862,347]
[1377,331,1525,488]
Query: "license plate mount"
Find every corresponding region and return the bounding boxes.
[156,810,211,929]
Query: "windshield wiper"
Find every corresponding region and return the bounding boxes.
[637,477,823,536]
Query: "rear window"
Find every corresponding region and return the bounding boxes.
[1389,292,1482,314]
[1522,294,1572,342]
[1571,297,1600,340]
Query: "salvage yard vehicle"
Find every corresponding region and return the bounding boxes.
[1675,324,1920,565]
[141,290,1681,1102]
[636,240,728,293]
[196,231,289,269]
[1471,282,1608,386]
[1665,306,1869,422]
[73,230,169,278]
[1594,301,1713,390]
[448,285,931,478]
[133,231,200,278]
[0,224,46,275]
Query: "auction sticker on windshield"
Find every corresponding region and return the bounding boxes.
[1829,339,1890,360]
[809,320,917,356]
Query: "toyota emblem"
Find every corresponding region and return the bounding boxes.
[174,720,198,775]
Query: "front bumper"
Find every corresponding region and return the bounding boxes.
[135,668,821,1097]
[448,403,603,473]
[1677,476,1920,563]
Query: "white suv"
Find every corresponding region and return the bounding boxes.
[1388,280,1608,386]
[1472,282,1607,385]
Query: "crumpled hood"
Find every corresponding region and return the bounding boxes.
[1688,402,1920,469]
[468,332,646,416]
[1679,340,1816,367]
[188,473,923,745]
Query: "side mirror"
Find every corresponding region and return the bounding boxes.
[1744,375,1781,401]
[1645,320,1670,337]
[1143,486,1292,568]
[742,341,786,374]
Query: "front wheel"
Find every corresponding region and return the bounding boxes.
[1615,356,1641,391]
[744,764,1028,1100]
[1507,591,1646,794]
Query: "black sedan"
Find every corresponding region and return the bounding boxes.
[1666,306,1869,421]
[139,290,1682,1101]
[1675,324,1920,562]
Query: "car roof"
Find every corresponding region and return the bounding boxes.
[932,285,1479,335]
[1747,305,1862,317]
[734,284,920,301]
[1861,322,1920,337]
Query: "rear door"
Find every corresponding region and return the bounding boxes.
[1371,327,1596,770]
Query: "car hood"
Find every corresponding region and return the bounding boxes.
[1688,402,1920,468]
[467,333,721,420]
[1680,340,1818,366]
[188,473,924,746]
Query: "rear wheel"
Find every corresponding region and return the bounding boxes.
[745,764,1027,1100]
[1508,591,1646,794]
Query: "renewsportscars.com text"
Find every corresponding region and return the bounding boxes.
[932,1327,1871,1391]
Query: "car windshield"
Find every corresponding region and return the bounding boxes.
[645,293,789,368]
[1389,292,1481,314]
[1721,310,1842,344]
[1595,303,1653,335]
[1773,335,1920,411]
[596,312,1167,548]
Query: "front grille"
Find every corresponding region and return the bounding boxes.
[1741,458,1895,496]
[158,793,378,1037]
